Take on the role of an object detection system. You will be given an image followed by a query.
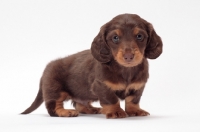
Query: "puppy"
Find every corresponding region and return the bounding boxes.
[21,14,163,118]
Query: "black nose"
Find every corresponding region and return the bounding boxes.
[124,53,134,62]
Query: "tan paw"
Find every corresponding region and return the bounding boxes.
[126,109,150,116]
[106,110,127,118]
[56,109,79,117]
[101,101,127,119]
[75,102,101,114]
[88,107,101,114]
[79,107,101,114]
[103,108,127,119]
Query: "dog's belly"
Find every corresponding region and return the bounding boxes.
[62,50,98,102]
[65,79,97,100]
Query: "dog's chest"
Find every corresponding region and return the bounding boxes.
[102,61,148,97]
[103,80,145,95]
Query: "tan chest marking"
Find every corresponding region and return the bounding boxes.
[127,82,145,91]
[103,81,145,94]
[103,81,126,91]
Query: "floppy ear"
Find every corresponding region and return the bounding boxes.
[145,24,163,59]
[91,25,112,63]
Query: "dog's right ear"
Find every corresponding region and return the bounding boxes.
[91,25,112,63]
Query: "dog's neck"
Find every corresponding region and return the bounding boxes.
[102,58,149,83]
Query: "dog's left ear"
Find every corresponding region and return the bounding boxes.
[145,24,163,59]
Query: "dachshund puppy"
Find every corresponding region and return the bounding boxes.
[21,14,163,118]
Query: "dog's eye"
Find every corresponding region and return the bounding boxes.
[112,35,119,43]
[136,34,144,41]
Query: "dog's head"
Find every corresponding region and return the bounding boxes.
[91,14,163,67]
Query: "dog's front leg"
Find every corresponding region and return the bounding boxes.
[92,80,127,119]
[125,88,150,116]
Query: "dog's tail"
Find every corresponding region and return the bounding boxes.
[21,79,43,114]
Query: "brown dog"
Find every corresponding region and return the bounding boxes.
[21,14,163,118]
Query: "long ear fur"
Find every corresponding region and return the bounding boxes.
[91,25,112,63]
[145,24,163,59]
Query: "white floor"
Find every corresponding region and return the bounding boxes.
[1,100,200,132]
[1,113,200,132]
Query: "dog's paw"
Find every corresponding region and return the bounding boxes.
[126,109,150,116]
[105,108,127,119]
[79,107,101,114]
[56,109,79,117]
[75,103,101,114]
[88,107,101,114]
[101,102,127,119]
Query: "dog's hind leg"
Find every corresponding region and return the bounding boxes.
[45,92,79,117]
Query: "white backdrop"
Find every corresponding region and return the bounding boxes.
[1,0,200,132]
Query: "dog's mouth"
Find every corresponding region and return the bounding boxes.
[118,60,139,67]
[115,51,143,67]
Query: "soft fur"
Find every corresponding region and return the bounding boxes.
[21,14,163,118]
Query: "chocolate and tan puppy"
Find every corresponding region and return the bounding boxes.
[21,14,162,118]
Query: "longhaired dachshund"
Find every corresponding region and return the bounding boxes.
[21,14,163,118]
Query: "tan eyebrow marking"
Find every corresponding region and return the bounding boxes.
[133,27,140,35]
[114,29,122,36]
